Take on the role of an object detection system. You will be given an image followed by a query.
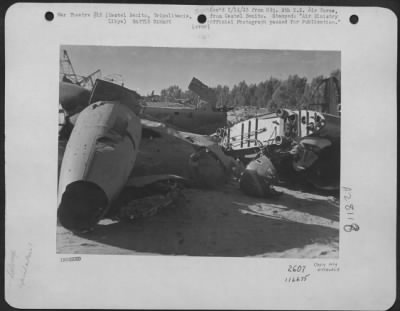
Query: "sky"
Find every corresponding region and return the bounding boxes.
[62,45,340,95]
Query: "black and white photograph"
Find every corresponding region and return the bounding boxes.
[57,46,341,257]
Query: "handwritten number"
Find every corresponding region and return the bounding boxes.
[288,265,306,272]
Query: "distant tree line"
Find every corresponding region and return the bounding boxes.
[159,69,341,112]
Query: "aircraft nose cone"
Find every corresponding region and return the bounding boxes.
[57,181,109,233]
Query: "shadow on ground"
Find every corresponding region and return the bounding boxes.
[70,185,339,257]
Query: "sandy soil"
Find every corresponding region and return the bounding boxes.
[57,182,339,258]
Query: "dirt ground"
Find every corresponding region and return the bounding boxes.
[57,107,339,258]
[57,182,339,258]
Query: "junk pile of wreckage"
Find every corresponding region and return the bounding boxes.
[58,75,340,233]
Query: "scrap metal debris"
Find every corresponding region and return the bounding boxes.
[113,177,186,221]
[239,155,282,198]
[57,74,341,233]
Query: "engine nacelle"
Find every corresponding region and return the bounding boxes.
[57,101,142,232]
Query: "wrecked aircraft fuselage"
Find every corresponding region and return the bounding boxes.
[58,81,142,233]
[218,108,341,190]
[57,73,341,235]
[58,79,238,232]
